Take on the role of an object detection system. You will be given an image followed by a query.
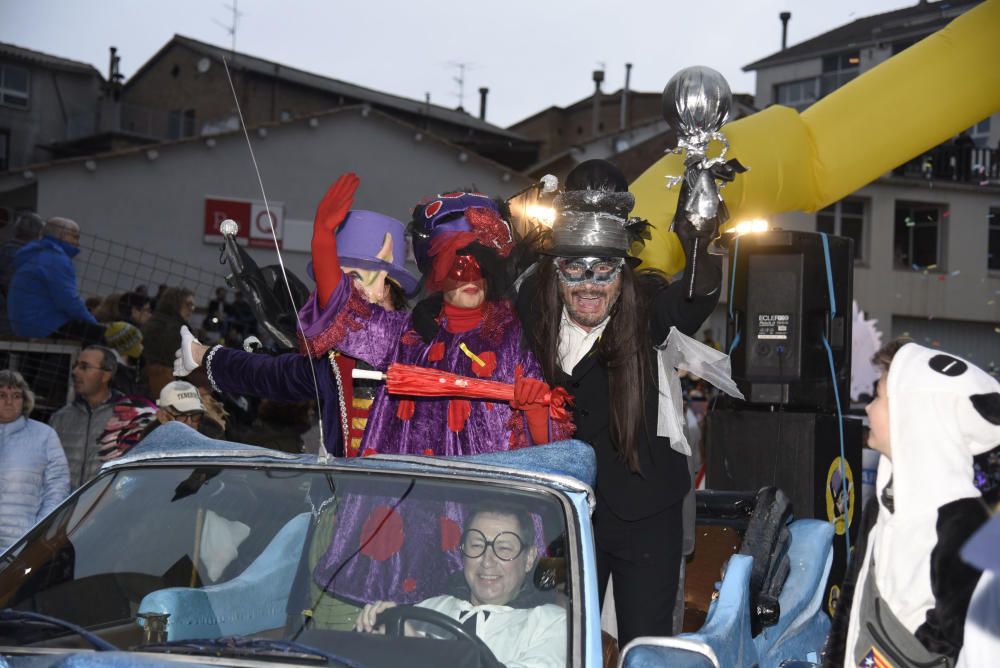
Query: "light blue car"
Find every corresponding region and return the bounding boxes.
[0,422,832,667]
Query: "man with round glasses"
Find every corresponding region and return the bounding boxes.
[517,160,721,646]
[356,506,566,667]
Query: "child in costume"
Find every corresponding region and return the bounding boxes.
[824,340,1000,667]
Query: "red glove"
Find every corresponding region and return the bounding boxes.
[511,370,551,445]
[511,374,549,410]
[312,173,360,307]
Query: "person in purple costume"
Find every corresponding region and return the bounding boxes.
[298,174,573,455]
[173,206,419,457]
[291,174,573,622]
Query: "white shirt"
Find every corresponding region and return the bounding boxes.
[418,595,567,668]
[557,307,608,375]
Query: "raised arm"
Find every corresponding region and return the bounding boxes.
[312,173,360,308]
[175,327,329,401]
[650,233,722,344]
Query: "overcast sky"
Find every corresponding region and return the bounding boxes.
[2,0,915,127]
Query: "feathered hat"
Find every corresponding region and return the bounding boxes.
[409,191,515,295]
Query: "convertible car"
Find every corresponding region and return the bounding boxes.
[0,423,833,667]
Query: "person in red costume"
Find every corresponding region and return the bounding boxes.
[297,174,573,456]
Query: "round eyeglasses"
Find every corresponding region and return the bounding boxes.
[459,529,525,561]
[554,257,624,285]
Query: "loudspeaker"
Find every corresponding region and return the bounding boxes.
[706,409,863,614]
[726,230,853,411]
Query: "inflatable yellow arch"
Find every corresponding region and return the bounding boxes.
[632,0,1000,276]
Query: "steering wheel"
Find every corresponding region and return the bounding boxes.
[375,605,504,668]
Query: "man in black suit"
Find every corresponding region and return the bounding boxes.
[515,160,720,647]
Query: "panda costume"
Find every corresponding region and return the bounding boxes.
[824,342,1000,667]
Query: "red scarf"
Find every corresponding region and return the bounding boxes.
[442,301,484,334]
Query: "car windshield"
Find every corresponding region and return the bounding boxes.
[0,463,575,667]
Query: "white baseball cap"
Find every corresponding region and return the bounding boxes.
[157,380,205,414]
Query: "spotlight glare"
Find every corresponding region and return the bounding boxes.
[525,205,556,227]
[731,218,769,236]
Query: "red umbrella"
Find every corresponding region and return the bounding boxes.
[354,363,572,420]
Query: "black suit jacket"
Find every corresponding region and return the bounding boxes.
[517,272,719,521]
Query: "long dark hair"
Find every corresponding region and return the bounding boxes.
[155,286,194,317]
[531,259,661,473]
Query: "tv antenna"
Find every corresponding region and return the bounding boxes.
[213,0,243,52]
[449,62,475,112]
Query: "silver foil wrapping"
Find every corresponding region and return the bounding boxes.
[551,210,631,252]
[663,66,738,234]
[662,66,732,139]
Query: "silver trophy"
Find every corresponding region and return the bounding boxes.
[663,67,746,295]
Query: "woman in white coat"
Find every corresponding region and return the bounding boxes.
[0,370,70,552]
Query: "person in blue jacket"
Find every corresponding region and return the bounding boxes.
[0,370,70,552]
[6,217,104,343]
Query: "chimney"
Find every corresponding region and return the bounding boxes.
[98,46,123,132]
[619,62,632,131]
[780,12,791,50]
[478,87,489,121]
[592,69,605,136]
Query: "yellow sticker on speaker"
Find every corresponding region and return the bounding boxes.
[826,457,855,535]
[828,584,841,617]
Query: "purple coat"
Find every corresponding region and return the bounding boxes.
[298,279,571,456]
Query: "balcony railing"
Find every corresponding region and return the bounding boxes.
[893,144,999,185]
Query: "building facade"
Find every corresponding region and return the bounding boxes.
[508,69,755,182]
[743,0,999,368]
[116,35,538,171]
[0,106,531,305]
[0,42,106,173]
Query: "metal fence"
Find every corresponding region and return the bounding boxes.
[2,234,229,419]
[75,233,226,305]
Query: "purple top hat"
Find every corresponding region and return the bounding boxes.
[309,210,420,296]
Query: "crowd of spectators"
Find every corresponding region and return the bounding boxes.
[1,211,312,506]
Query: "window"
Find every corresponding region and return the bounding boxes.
[894,201,946,269]
[775,78,818,111]
[817,197,867,262]
[820,51,860,97]
[989,208,1000,271]
[0,64,29,108]
[167,109,196,139]
[969,116,992,148]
